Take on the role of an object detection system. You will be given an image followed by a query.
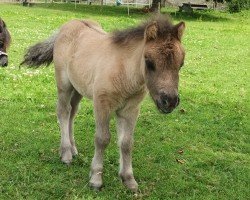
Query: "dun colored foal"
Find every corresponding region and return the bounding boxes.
[22,15,185,191]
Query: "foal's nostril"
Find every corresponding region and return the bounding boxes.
[161,94,169,107]
[162,98,168,106]
[170,96,179,108]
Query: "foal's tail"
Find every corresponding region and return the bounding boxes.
[20,32,58,67]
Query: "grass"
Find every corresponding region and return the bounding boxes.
[0,3,249,199]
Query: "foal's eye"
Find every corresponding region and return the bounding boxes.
[145,59,155,72]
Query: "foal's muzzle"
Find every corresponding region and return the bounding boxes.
[156,93,180,114]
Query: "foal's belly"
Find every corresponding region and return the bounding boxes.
[67,62,95,99]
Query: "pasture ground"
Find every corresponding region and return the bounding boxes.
[0,3,249,199]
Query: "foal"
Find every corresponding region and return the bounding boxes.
[0,18,11,67]
[21,15,185,191]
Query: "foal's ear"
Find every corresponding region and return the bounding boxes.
[145,21,158,41]
[174,21,185,41]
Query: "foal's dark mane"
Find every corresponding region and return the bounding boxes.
[111,15,174,45]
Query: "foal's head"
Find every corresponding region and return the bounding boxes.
[143,16,185,114]
[112,15,185,114]
[0,18,11,67]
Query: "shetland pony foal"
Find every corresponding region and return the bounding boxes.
[21,15,185,191]
[0,18,11,67]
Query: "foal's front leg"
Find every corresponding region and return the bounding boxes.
[89,98,111,190]
[116,106,140,192]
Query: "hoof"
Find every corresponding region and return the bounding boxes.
[123,180,138,193]
[120,174,138,192]
[61,158,72,165]
[89,182,103,191]
[60,146,73,164]
[89,171,103,191]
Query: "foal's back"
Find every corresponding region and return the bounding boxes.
[54,19,107,66]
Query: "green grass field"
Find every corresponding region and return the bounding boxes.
[0,3,249,199]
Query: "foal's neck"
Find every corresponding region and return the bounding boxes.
[120,39,146,92]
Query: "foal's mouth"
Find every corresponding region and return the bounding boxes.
[154,96,180,114]
[156,101,175,114]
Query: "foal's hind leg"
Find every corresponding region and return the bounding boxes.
[69,89,83,156]
[57,82,74,164]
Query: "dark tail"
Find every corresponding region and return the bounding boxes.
[20,32,58,67]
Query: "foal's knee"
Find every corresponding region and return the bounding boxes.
[57,103,71,119]
[95,133,111,148]
[119,136,133,153]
